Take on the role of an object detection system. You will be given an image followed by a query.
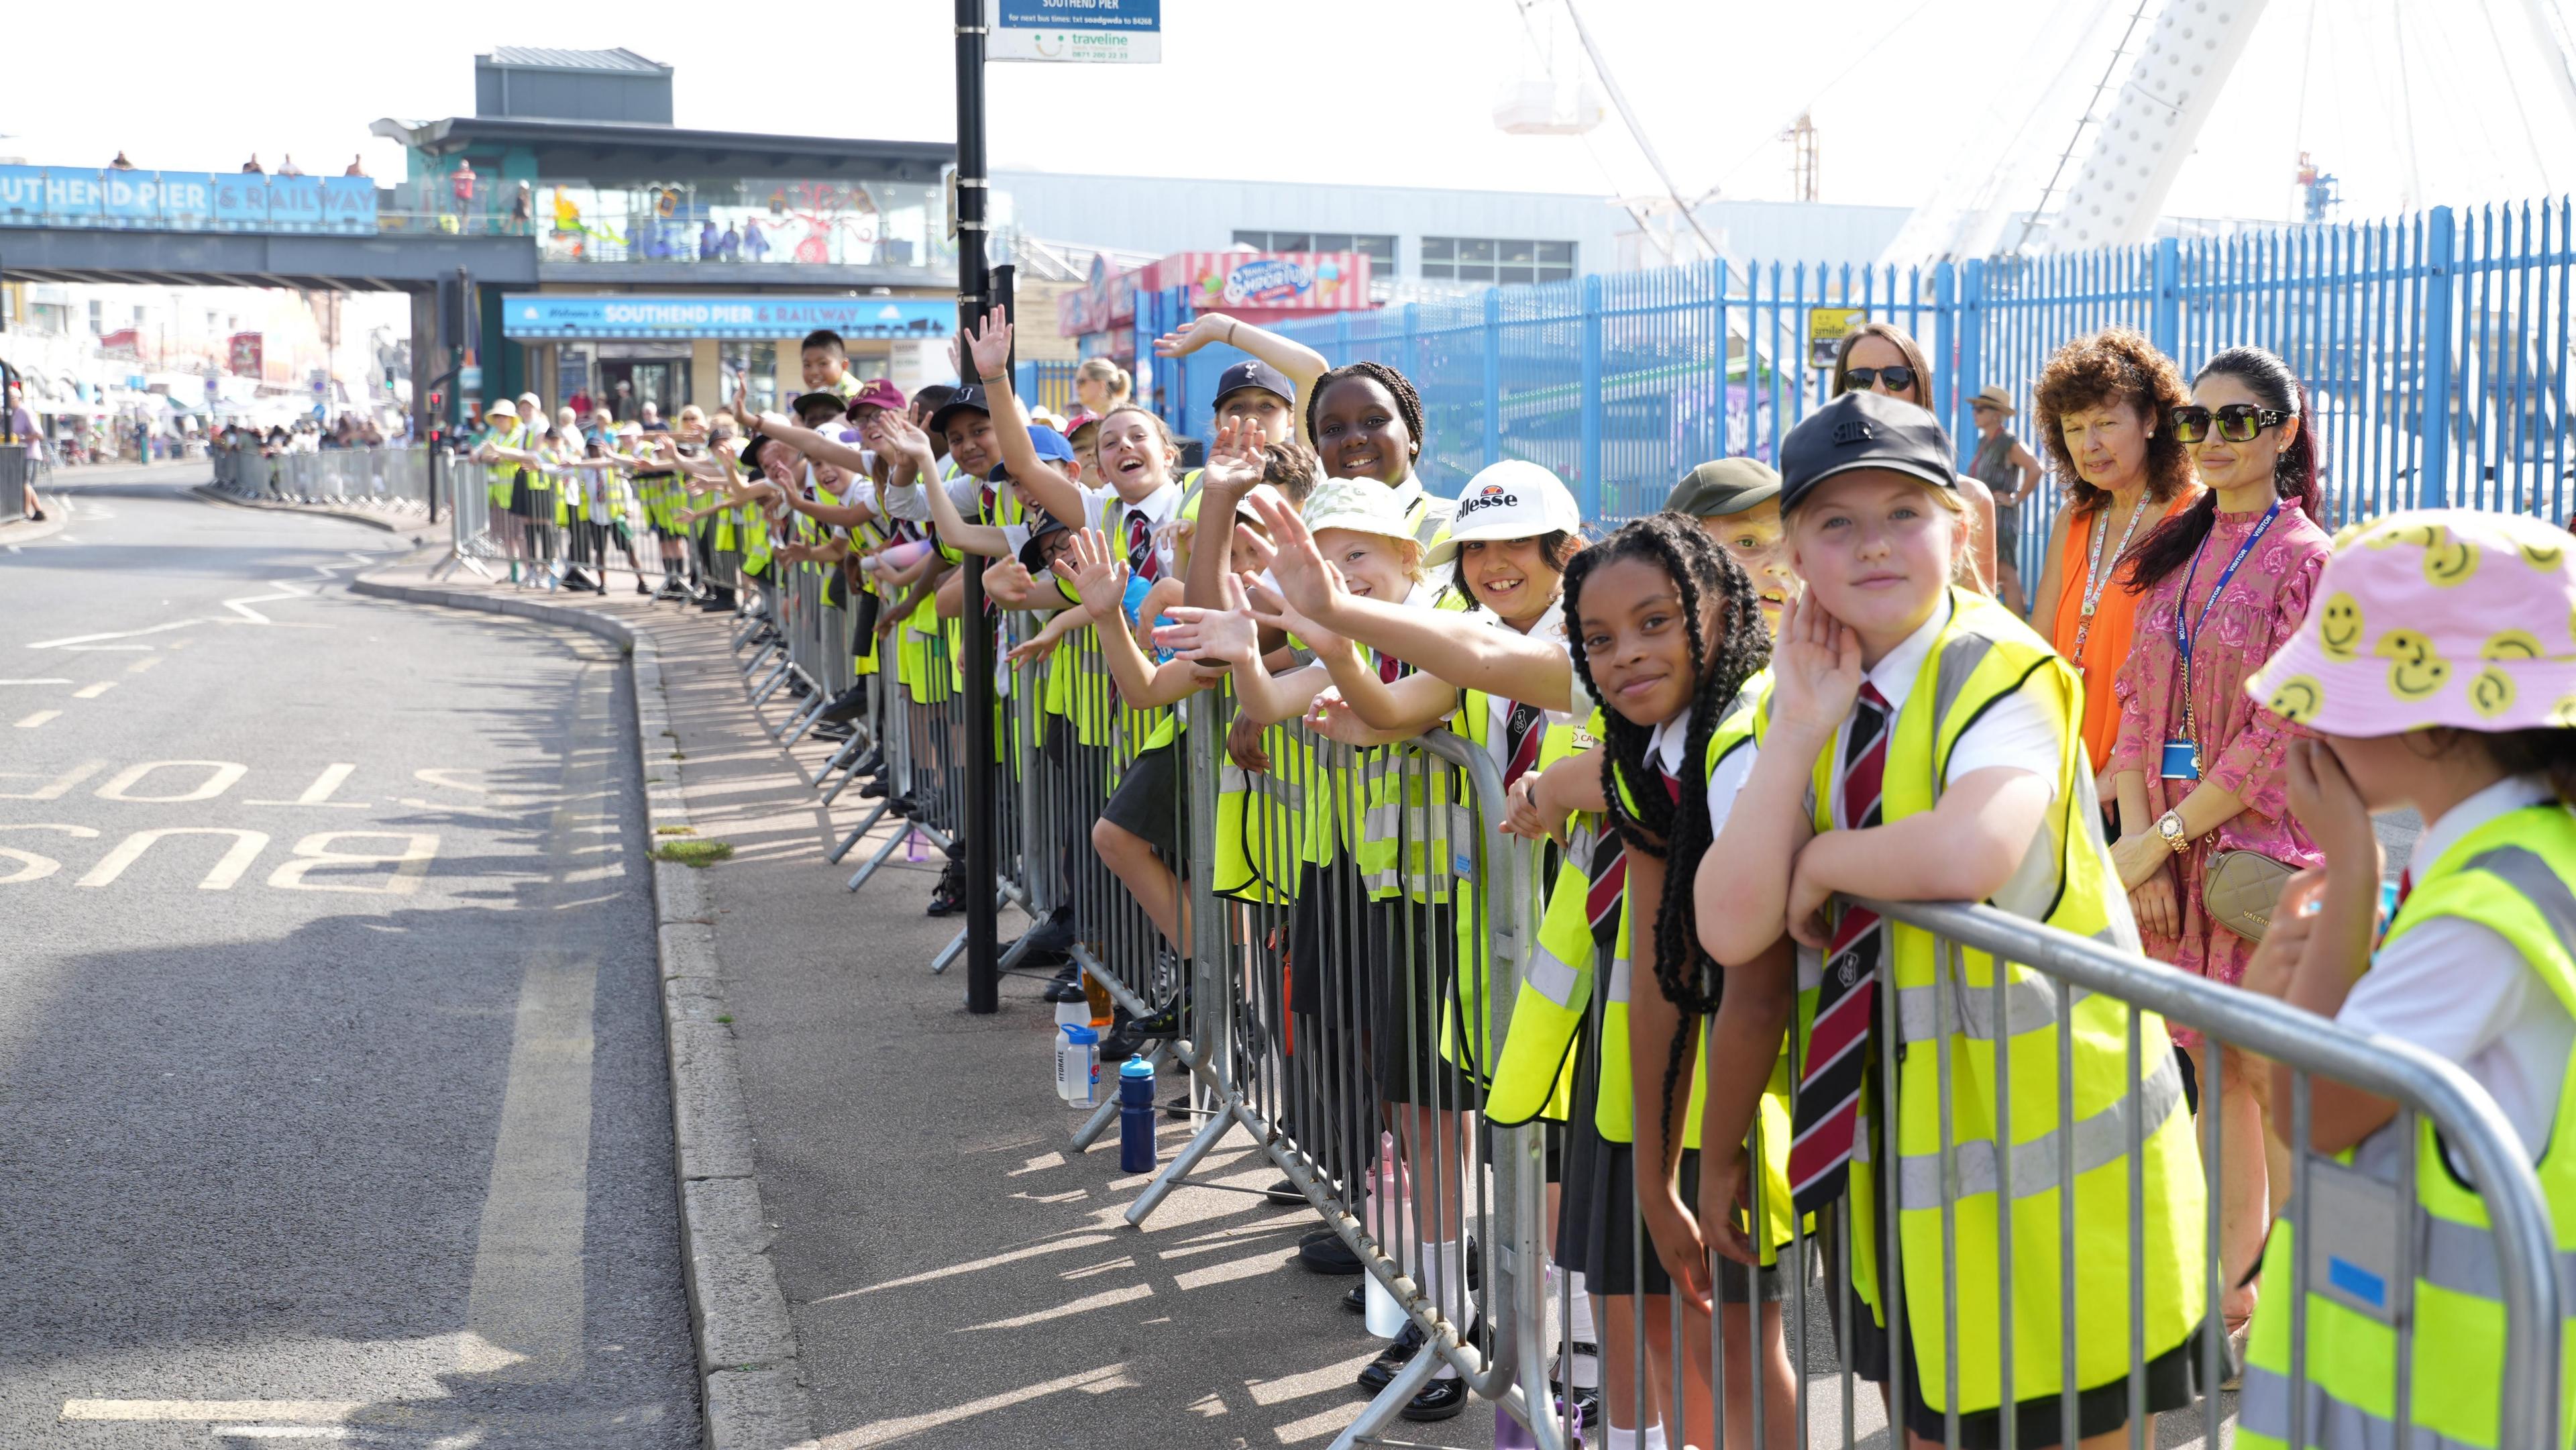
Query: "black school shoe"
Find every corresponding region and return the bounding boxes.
[1097,1001,1180,1061]
[1297,1229,1362,1275]
[1356,1320,1424,1392]
[1401,1374,1468,1421]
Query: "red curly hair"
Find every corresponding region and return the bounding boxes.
[2031,327,2196,515]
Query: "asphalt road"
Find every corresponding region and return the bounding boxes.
[0,465,698,1447]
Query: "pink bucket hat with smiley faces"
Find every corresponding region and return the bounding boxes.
[2246,508,2576,735]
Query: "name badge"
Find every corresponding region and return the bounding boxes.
[2159,737,2201,782]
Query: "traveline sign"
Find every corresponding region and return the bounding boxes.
[991,0,1161,63]
[0,166,377,233]
[503,295,958,341]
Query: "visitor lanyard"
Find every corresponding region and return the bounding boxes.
[2174,499,2283,739]
[2070,490,2151,668]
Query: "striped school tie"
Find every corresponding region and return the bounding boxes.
[1125,507,1160,582]
[1787,681,1890,1216]
[1501,701,1544,790]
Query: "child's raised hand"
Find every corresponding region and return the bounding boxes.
[1054,527,1128,621]
[1153,572,1260,665]
[1305,688,1375,745]
[1199,417,1267,495]
[1243,575,1343,654]
[868,411,935,467]
[1152,313,1234,358]
[1005,628,1063,668]
[1238,490,1343,622]
[1501,773,1565,845]
[1771,590,1863,743]
[960,306,1015,380]
[2286,738,2377,868]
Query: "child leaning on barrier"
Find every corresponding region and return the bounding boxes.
[1696,391,2208,1449]
[2233,508,2576,1450]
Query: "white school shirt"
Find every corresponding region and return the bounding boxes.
[2339,775,2576,1159]
[1686,595,2061,838]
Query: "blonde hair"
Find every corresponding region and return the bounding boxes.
[1075,356,1132,402]
[1311,523,1426,585]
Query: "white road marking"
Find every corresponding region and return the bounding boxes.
[249,763,369,808]
[812,1365,1136,1449]
[27,619,201,650]
[95,760,248,802]
[0,758,107,800]
[77,827,270,890]
[0,824,102,884]
[14,710,60,728]
[125,655,161,674]
[0,678,72,686]
[72,680,116,699]
[266,832,439,894]
[60,1400,363,1423]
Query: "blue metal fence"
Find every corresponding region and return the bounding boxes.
[1141,200,2576,575]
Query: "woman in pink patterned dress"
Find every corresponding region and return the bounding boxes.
[2106,346,2330,1341]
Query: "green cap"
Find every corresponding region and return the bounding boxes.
[1665,458,1782,517]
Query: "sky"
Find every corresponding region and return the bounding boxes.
[8,0,2576,246]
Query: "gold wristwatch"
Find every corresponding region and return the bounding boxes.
[2155,809,2190,853]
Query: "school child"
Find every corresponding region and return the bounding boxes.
[1697,391,2208,1449]
[800,328,863,401]
[470,401,534,584]
[2234,508,2576,1450]
[1666,458,1798,624]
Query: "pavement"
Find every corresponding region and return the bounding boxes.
[0,463,698,1447]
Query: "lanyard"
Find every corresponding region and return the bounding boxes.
[2070,490,2152,670]
[2174,499,2284,745]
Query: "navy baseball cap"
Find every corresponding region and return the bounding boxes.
[1776,391,1957,514]
[790,391,847,425]
[1016,505,1075,574]
[927,383,990,437]
[1212,358,1295,413]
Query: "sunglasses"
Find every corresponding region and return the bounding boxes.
[1845,365,1917,394]
[2170,403,2292,444]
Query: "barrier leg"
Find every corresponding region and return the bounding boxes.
[845,823,911,890]
[777,691,830,747]
[1328,1341,1444,1450]
[814,729,871,798]
[749,659,795,707]
[928,926,968,976]
[1122,1090,1236,1227]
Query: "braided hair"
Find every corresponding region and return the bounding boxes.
[1303,360,1425,469]
[1562,513,1771,1170]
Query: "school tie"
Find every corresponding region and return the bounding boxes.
[1125,507,1160,582]
[1501,701,1544,790]
[1377,652,1401,685]
[1787,680,1891,1216]
[1584,761,1680,949]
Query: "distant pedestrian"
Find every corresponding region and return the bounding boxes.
[510,183,532,236]
[278,155,305,177]
[699,219,718,259]
[242,155,264,175]
[109,152,136,171]
[344,155,366,177]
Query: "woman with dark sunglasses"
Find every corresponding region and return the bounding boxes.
[1829,321,2000,594]
[2104,346,2330,1359]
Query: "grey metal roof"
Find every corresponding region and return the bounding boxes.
[481,47,668,74]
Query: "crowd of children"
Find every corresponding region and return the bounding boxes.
[470,312,2576,1447]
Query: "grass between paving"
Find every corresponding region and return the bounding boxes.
[651,839,733,868]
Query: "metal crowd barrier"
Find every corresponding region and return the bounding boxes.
[212,446,433,512]
[0,443,25,523]
[662,535,2567,1449]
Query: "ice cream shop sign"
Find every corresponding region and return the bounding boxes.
[1059,249,1374,340]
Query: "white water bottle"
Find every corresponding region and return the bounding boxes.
[1056,1025,1102,1107]
[1055,990,1089,1034]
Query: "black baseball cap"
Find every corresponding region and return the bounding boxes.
[791,391,847,425]
[1212,358,1295,414]
[927,383,990,438]
[1016,505,1074,574]
[739,433,782,471]
[1776,391,1957,514]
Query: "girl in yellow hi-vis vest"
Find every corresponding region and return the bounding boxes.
[1701,391,2206,1449]
[2235,507,2576,1450]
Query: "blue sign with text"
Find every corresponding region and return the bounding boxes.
[0,166,378,234]
[501,295,957,341]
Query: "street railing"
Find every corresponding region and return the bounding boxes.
[0,444,25,523]
[212,446,433,513]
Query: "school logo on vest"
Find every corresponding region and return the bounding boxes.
[1456,482,1521,521]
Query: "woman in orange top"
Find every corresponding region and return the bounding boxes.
[2027,327,2202,774]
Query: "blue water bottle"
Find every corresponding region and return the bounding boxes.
[1118,1055,1158,1172]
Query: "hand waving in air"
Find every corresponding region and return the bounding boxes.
[1054,527,1131,625]
[957,305,1016,382]
[1152,312,1240,359]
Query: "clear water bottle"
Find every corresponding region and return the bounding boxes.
[1118,1055,1157,1171]
[1055,988,1089,1034]
[1056,1025,1101,1107]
